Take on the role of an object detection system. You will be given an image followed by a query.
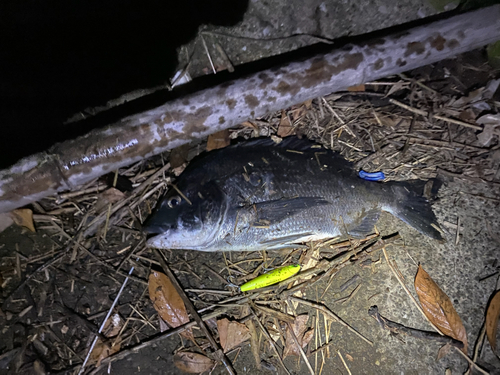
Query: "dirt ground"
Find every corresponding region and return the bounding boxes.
[2,2,500,375]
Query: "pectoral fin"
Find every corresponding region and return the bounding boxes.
[254,197,330,225]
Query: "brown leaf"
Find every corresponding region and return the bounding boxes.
[486,290,500,352]
[217,318,251,353]
[174,352,214,373]
[347,84,365,92]
[437,343,452,360]
[170,144,191,169]
[89,340,121,367]
[102,313,124,338]
[277,110,294,137]
[283,314,313,358]
[206,129,230,151]
[94,188,125,214]
[148,271,191,338]
[414,265,468,353]
[10,208,35,232]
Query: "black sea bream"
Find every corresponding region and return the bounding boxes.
[144,137,443,251]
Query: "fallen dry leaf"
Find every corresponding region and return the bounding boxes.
[217,318,251,353]
[174,351,214,373]
[10,208,35,232]
[89,340,120,367]
[94,188,125,214]
[437,343,452,360]
[102,313,124,338]
[414,265,468,353]
[347,83,365,92]
[170,144,190,169]
[486,290,500,352]
[148,271,191,338]
[206,129,230,151]
[283,314,313,358]
[277,110,294,137]
[303,99,313,109]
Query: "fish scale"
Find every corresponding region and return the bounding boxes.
[144,137,443,251]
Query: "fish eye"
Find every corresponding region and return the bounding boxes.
[167,196,181,208]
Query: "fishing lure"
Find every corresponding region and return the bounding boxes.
[359,170,385,181]
[240,264,301,292]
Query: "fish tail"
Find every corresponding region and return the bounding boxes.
[386,179,444,241]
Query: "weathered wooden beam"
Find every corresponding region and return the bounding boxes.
[1,5,500,213]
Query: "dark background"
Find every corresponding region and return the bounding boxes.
[0,0,248,168]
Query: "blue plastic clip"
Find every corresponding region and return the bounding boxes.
[359,170,385,181]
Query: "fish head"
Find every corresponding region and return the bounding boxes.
[144,181,227,250]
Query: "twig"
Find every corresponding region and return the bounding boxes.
[200,34,216,74]
[289,296,373,346]
[368,306,464,348]
[286,321,315,375]
[337,349,352,375]
[382,247,441,332]
[250,309,291,375]
[389,99,482,130]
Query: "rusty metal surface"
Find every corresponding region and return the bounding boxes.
[1,5,500,213]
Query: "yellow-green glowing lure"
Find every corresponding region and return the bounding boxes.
[240,264,301,292]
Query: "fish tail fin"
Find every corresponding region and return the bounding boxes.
[386,179,444,241]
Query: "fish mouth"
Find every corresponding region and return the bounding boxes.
[143,222,175,248]
[145,234,162,248]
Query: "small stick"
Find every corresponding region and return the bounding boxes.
[250,309,291,375]
[308,340,337,357]
[290,296,373,346]
[200,34,217,74]
[342,283,362,305]
[389,99,483,130]
[337,349,352,375]
[256,305,295,324]
[171,184,192,205]
[398,73,438,95]
[152,248,236,375]
[286,321,315,375]
[368,305,464,348]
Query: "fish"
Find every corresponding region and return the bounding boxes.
[144,137,443,251]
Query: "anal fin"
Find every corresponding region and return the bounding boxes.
[347,209,380,238]
[260,232,314,250]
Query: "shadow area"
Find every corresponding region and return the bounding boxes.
[0,0,248,168]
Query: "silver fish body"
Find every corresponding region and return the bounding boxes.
[144,137,443,251]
